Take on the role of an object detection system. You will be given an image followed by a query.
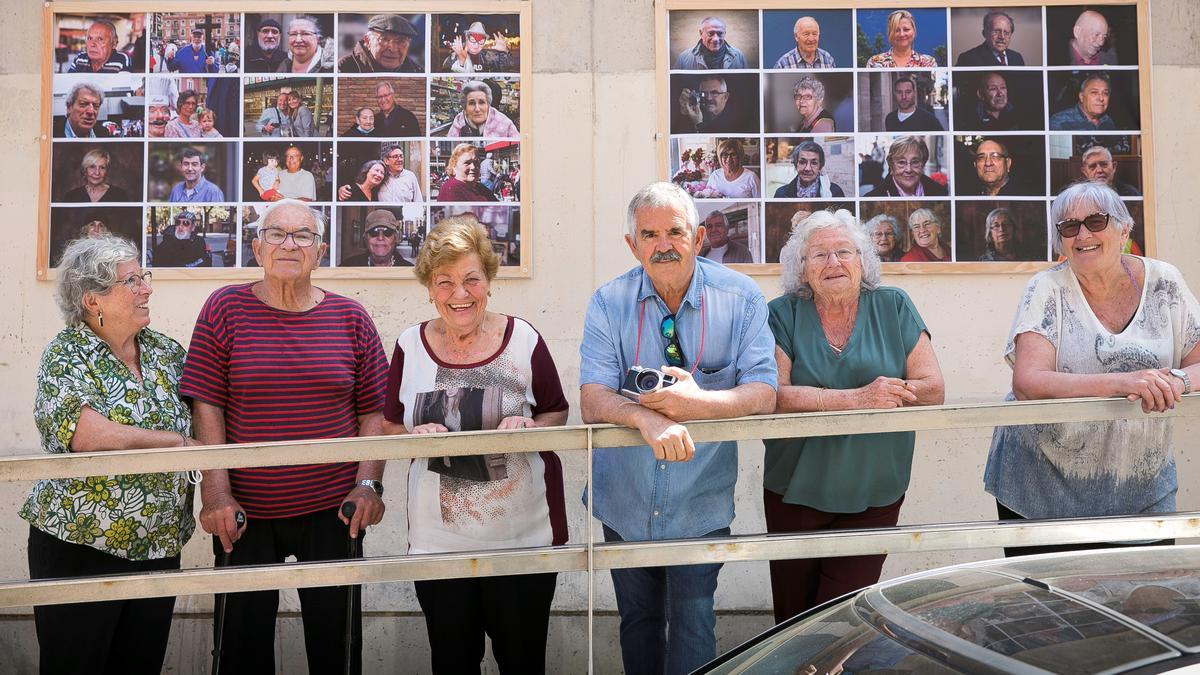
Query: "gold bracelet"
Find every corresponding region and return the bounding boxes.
[816,388,825,412]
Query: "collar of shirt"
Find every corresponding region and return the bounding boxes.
[636,258,705,313]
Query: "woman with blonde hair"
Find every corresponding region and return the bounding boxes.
[64,149,130,202]
[866,10,938,68]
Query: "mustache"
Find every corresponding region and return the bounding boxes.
[650,250,682,263]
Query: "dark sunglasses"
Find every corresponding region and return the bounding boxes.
[660,314,685,368]
[366,227,396,238]
[1055,212,1110,238]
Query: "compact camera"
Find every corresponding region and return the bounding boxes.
[620,366,678,401]
[688,89,710,107]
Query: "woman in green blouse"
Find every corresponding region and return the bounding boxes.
[21,235,200,674]
[763,210,945,623]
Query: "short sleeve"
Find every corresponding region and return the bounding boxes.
[353,307,388,416]
[33,339,102,454]
[179,290,232,408]
[530,334,569,416]
[1161,262,1200,363]
[383,341,406,425]
[734,292,779,388]
[1003,271,1062,368]
[579,291,623,390]
[767,296,797,362]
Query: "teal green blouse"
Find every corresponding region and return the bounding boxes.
[763,287,927,513]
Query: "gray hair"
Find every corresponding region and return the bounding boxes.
[984,207,1015,248]
[461,80,493,105]
[780,209,881,298]
[982,10,1015,34]
[257,198,327,237]
[290,15,323,39]
[626,182,699,237]
[56,235,140,326]
[1050,181,1133,255]
[864,213,901,240]
[908,208,941,232]
[90,19,118,45]
[793,75,826,102]
[1081,145,1113,163]
[66,82,103,108]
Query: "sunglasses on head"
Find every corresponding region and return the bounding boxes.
[660,314,686,368]
[1055,212,1110,238]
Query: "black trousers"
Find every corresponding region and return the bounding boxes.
[414,572,558,675]
[996,500,1174,558]
[27,525,179,675]
[212,507,362,675]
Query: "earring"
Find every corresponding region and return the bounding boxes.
[428,298,433,304]
[97,310,104,328]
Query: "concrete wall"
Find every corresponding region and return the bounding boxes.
[2,1,1200,673]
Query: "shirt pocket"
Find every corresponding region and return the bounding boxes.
[692,361,737,392]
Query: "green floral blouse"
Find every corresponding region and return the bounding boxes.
[20,326,196,560]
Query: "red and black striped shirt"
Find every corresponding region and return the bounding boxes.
[181,283,388,519]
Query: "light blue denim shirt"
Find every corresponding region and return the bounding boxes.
[580,257,777,541]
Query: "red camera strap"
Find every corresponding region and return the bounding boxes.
[632,290,705,376]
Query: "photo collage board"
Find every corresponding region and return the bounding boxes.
[41,7,528,277]
[660,3,1150,272]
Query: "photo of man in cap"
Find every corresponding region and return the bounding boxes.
[171,28,217,73]
[153,210,211,268]
[342,210,413,266]
[338,14,423,73]
[245,17,286,72]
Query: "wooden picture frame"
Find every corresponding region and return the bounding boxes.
[39,2,532,281]
[656,0,1153,275]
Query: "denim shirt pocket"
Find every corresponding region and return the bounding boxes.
[692,361,737,392]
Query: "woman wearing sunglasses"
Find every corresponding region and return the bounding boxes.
[442,20,514,74]
[22,235,200,673]
[764,209,944,622]
[382,215,568,673]
[986,181,1200,557]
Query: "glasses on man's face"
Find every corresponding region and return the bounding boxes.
[1055,212,1110,238]
[804,248,858,266]
[259,228,320,247]
[700,89,727,98]
[660,314,686,368]
[386,153,403,162]
[116,270,152,290]
[466,32,488,44]
[989,29,1013,37]
[366,227,396,238]
[372,31,411,49]
[974,152,1008,164]
[288,31,318,40]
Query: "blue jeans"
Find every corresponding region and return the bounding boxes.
[603,524,729,675]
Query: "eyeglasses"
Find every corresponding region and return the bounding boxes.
[893,160,925,171]
[974,152,1009,164]
[1055,212,1110,238]
[804,248,858,266]
[910,220,937,231]
[700,89,727,98]
[115,270,152,290]
[794,93,816,102]
[287,31,318,40]
[371,31,412,48]
[259,228,320,247]
[366,227,396,238]
[466,32,488,44]
[989,29,1014,37]
[660,314,686,368]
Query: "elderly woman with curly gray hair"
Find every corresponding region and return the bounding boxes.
[21,235,199,673]
[763,209,944,622]
[986,181,1200,558]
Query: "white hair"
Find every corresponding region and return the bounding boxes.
[1050,181,1133,255]
[780,210,881,298]
[626,182,699,236]
[56,235,140,325]
[257,199,326,237]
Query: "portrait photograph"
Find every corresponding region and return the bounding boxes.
[1048,71,1141,132]
[952,70,1045,132]
[337,204,426,267]
[430,77,521,138]
[670,73,760,135]
[335,77,426,138]
[953,135,1047,197]
[1049,134,1143,196]
[243,76,334,138]
[149,12,241,74]
[669,137,762,200]
[336,141,426,204]
[337,13,427,74]
[669,10,759,71]
[1046,5,1138,67]
[857,8,948,68]
[762,10,852,70]
[145,76,240,139]
[55,13,145,74]
[859,200,953,262]
[856,134,949,198]
[763,72,853,135]
[145,205,237,269]
[764,136,854,199]
[951,7,1043,67]
[764,202,854,263]
[433,14,521,74]
[239,141,333,203]
[430,141,520,203]
[696,201,761,265]
[52,142,144,203]
[856,70,948,133]
[953,201,1050,262]
[53,74,145,138]
[147,142,237,203]
[240,204,331,267]
[48,206,142,267]
[242,14,334,75]
[430,205,521,267]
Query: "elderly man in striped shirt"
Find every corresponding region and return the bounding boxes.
[773,16,836,69]
[68,20,132,73]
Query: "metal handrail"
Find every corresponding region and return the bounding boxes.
[1,394,1196,609]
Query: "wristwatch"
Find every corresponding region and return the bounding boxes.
[1169,368,1192,395]
[358,479,384,497]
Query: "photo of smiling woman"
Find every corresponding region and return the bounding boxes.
[862,135,948,197]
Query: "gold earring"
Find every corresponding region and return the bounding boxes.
[97,310,104,328]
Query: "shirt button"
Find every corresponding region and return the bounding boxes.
[653,510,660,516]
[659,464,666,470]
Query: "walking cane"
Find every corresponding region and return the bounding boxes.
[211,511,245,675]
[341,501,362,675]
